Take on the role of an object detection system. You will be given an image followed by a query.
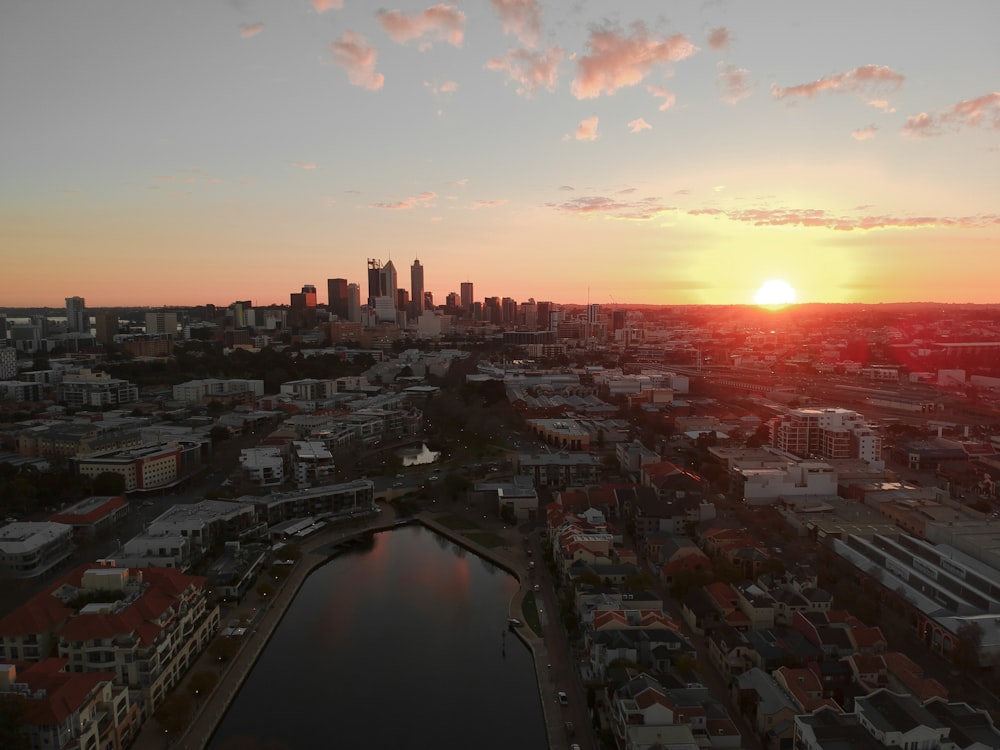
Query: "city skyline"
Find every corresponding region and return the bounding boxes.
[2,1,999,308]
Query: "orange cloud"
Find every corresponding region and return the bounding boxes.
[310,0,342,11]
[470,199,508,209]
[901,92,1000,138]
[575,115,599,141]
[485,46,563,97]
[718,63,752,103]
[548,194,674,220]
[707,27,731,51]
[490,0,542,48]
[688,205,1000,230]
[771,64,904,109]
[331,32,384,90]
[370,191,437,210]
[240,23,263,39]
[572,24,697,99]
[377,4,465,49]
[851,125,878,141]
[646,85,676,111]
[628,117,651,133]
[291,162,318,170]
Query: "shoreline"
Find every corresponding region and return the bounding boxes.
[139,505,563,750]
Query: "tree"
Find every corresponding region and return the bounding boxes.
[256,581,275,599]
[92,471,126,496]
[0,695,30,750]
[153,692,192,734]
[187,670,219,699]
[209,425,231,445]
[953,621,983,671]
[208,636,239,664]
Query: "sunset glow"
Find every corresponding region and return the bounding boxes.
[1,2,998,307]
[753,280,797,307]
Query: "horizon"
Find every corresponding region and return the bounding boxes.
[3,1,999,307]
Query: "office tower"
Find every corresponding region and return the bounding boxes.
[290,285,317,328]
[347,283,362,323]
[65,296,87,332]
[460,281,474,310]
[396,289,409,312]
[423,291,434,310]
[612,309,627,332]
[327,278,349,319]
[301,284,317,307]
[145,311,179,336]
[445,292,459,311]
[380,260,397,303]
[229,301,251,329]
[521,299,537,328]
[410,259,424,317]
[367,258,383,305]
[502,297,517,324]
[484,297,501,323]
[0,314,7,347]
[537,301,552,329]
[93,313,117,346]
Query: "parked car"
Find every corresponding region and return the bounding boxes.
[557,691,568,705]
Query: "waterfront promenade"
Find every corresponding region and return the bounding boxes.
[132,503,567,750]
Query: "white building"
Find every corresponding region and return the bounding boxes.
[58,369,138,407]
[171,378,264,404]
[147,500,261,553]
[736,460,838,505]
[239,446,285,487]
[292,440,335,487]
[106,532,192,570]
[0,522,75,578]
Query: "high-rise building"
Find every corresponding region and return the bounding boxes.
[410,259,424,318]
[290,285,317,328]
[347,283,362,323]
[396,289,409,312]
[327,278,349,319]
[380,260,397,303]
[537,301,552,329]
[229,301,251,329]
[93,312,117,346]
[502,297,517,323]
[65,297,87,332]
[367,259,383,305]
[145,312,178,336]
[460,281,474,311]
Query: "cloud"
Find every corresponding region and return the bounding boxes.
[707,27,730,51]
[331,32,384,90]
[377,4,465,49]
[574,115,599,141]
[490,0,542,48]
[62,189,84,195]
[485,46,563,97]
[901,92,1000,138]
[688,205,1000,230]
[310,0,342,11]
[470,199,509,209]
[771,64,904,109]
[718,63,752,103]
[426,80,459,95]
[571,23,697,99]
[558,185,574,191]
[628,117,651,133]
[291,162,318,170]
[370,191,437,210]
[452,178,469,186]
[851,125,878,141]
[547,194,675,220]
[646,85,676,111]
[240,23,264,38]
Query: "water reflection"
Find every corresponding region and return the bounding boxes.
[209,526,545,750]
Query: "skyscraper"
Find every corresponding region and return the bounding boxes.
[65,296,87,332]
[460,281,474,311]
[380,260,397,303]
[347,283,361,323]
[367,258,383,305]
[327,278,349,319]
[410,258,424,318]
[94,312,117,346]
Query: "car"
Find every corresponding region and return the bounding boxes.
[557,691,568,705]
[533,584,540,591]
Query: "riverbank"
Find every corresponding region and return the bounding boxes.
[132,504,564,750]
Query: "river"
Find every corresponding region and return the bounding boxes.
[208,524,547,750]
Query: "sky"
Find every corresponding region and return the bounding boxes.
[2,0,999,309]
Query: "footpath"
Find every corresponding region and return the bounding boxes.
[132,503,569,750]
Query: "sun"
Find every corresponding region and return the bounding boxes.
[754,279,797,307]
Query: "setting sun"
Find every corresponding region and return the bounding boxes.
[754,279,797,307]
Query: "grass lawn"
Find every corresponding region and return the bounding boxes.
[521,591,542,637]
[465,531,505,548]
[436,514,481,531]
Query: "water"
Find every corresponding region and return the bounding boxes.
[399,443,441,466]
[208,525,546,750]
